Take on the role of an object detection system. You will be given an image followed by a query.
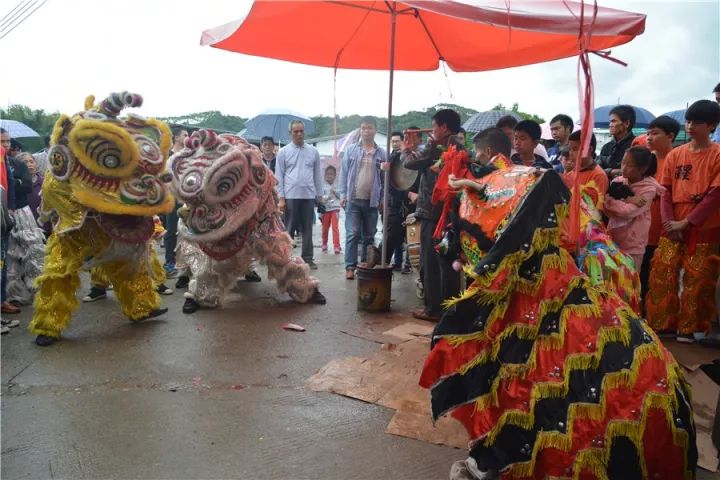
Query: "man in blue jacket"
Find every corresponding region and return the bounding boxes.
[338,117,387,280]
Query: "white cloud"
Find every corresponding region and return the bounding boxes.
[2,0,718,124]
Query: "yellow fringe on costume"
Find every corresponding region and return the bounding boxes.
[30,221,160,338]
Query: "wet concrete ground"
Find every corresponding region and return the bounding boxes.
[2,218,718,479]
[1,221,464,479]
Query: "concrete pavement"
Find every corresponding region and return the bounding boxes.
[1,230,463,479]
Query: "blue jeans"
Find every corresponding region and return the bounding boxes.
[163,207,179,266]
[344,200,378,270]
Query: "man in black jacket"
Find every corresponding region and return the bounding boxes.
[597,104,635,180]
[402,110,462,322]
[8,152,32,209]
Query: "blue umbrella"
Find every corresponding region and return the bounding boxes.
[243,108,316,145]
[659,109,688,142]
[0,119,40,138]
[463,110,522,132]
[593,105,655,129]
[659,109,686,125]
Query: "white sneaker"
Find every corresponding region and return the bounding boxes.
[1,319,20,328]
[1,325,9,334]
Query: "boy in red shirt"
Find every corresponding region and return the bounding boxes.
[646,100,720,342]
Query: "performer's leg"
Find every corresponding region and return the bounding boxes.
[253,228,322,304]
[102,259,161,321]
[678,242,720,337]
[30,232,91,342]
[185,258,224,311]
[645,237,682,332]
[150,247,167,287]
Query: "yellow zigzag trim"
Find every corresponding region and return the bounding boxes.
[509,392,693,480]
[484,349,691,479]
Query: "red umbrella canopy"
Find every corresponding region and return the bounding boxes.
[201,1,646,72]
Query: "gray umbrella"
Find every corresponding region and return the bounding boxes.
[0,119,40,138]
[462,110,522,133]
[243,109,316,145]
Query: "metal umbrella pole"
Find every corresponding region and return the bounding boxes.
[380,1,397,269]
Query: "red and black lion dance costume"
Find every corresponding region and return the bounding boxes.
[420,162,697,479]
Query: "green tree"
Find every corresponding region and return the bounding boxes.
[491,103,544,124]
[0,104,60,137]
[159,111,246,133]
[308,103,480,138]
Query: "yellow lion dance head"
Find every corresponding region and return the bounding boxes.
[44,92,175,233]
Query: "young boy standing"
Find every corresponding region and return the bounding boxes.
[646,100,720,342]
[641,115,680,305]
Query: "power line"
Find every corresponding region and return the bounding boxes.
[0,0,35,30]
[0,0,46,41]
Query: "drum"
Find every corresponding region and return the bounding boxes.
[407,243,421,272]
[405,213,421,272]
[390,154,419,191]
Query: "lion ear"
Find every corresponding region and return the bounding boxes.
[50,114,72,146]
[84,95,96,111]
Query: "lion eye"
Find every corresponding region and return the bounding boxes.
[216,168,241,197]
[86,137,123,169]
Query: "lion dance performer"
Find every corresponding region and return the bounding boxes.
[30,92,175,346]
[170,130,326,314]
[420,160,696,479]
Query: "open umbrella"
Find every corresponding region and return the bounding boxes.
[0,119,40,138]
[659,109,686,125]
[462,110,521,133]
[244,108,316,145]
[593,105,656,129]
[201,0,646,267]
[659,109,688,142]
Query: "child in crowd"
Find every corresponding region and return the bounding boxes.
[510,120,553,169]
[646,100,720,342]
[320,165,341,254]
[563,131,608,210]
[603,147,664,270]
[642,115,680,304]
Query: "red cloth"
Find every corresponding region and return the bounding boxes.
[431,146,471,239]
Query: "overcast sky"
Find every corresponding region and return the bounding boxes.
[2,0,718,123]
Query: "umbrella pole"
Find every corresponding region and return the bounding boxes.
[380,2,397,269]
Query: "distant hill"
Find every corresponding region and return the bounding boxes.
[158,103,484,138]
[157,103,543,139]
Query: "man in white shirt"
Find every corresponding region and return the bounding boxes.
[276,120,323,269]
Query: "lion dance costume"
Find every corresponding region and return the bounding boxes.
[170,130,325,313]
[572,182,641,313]
[29,92,175,346]
[420,165,696,479]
